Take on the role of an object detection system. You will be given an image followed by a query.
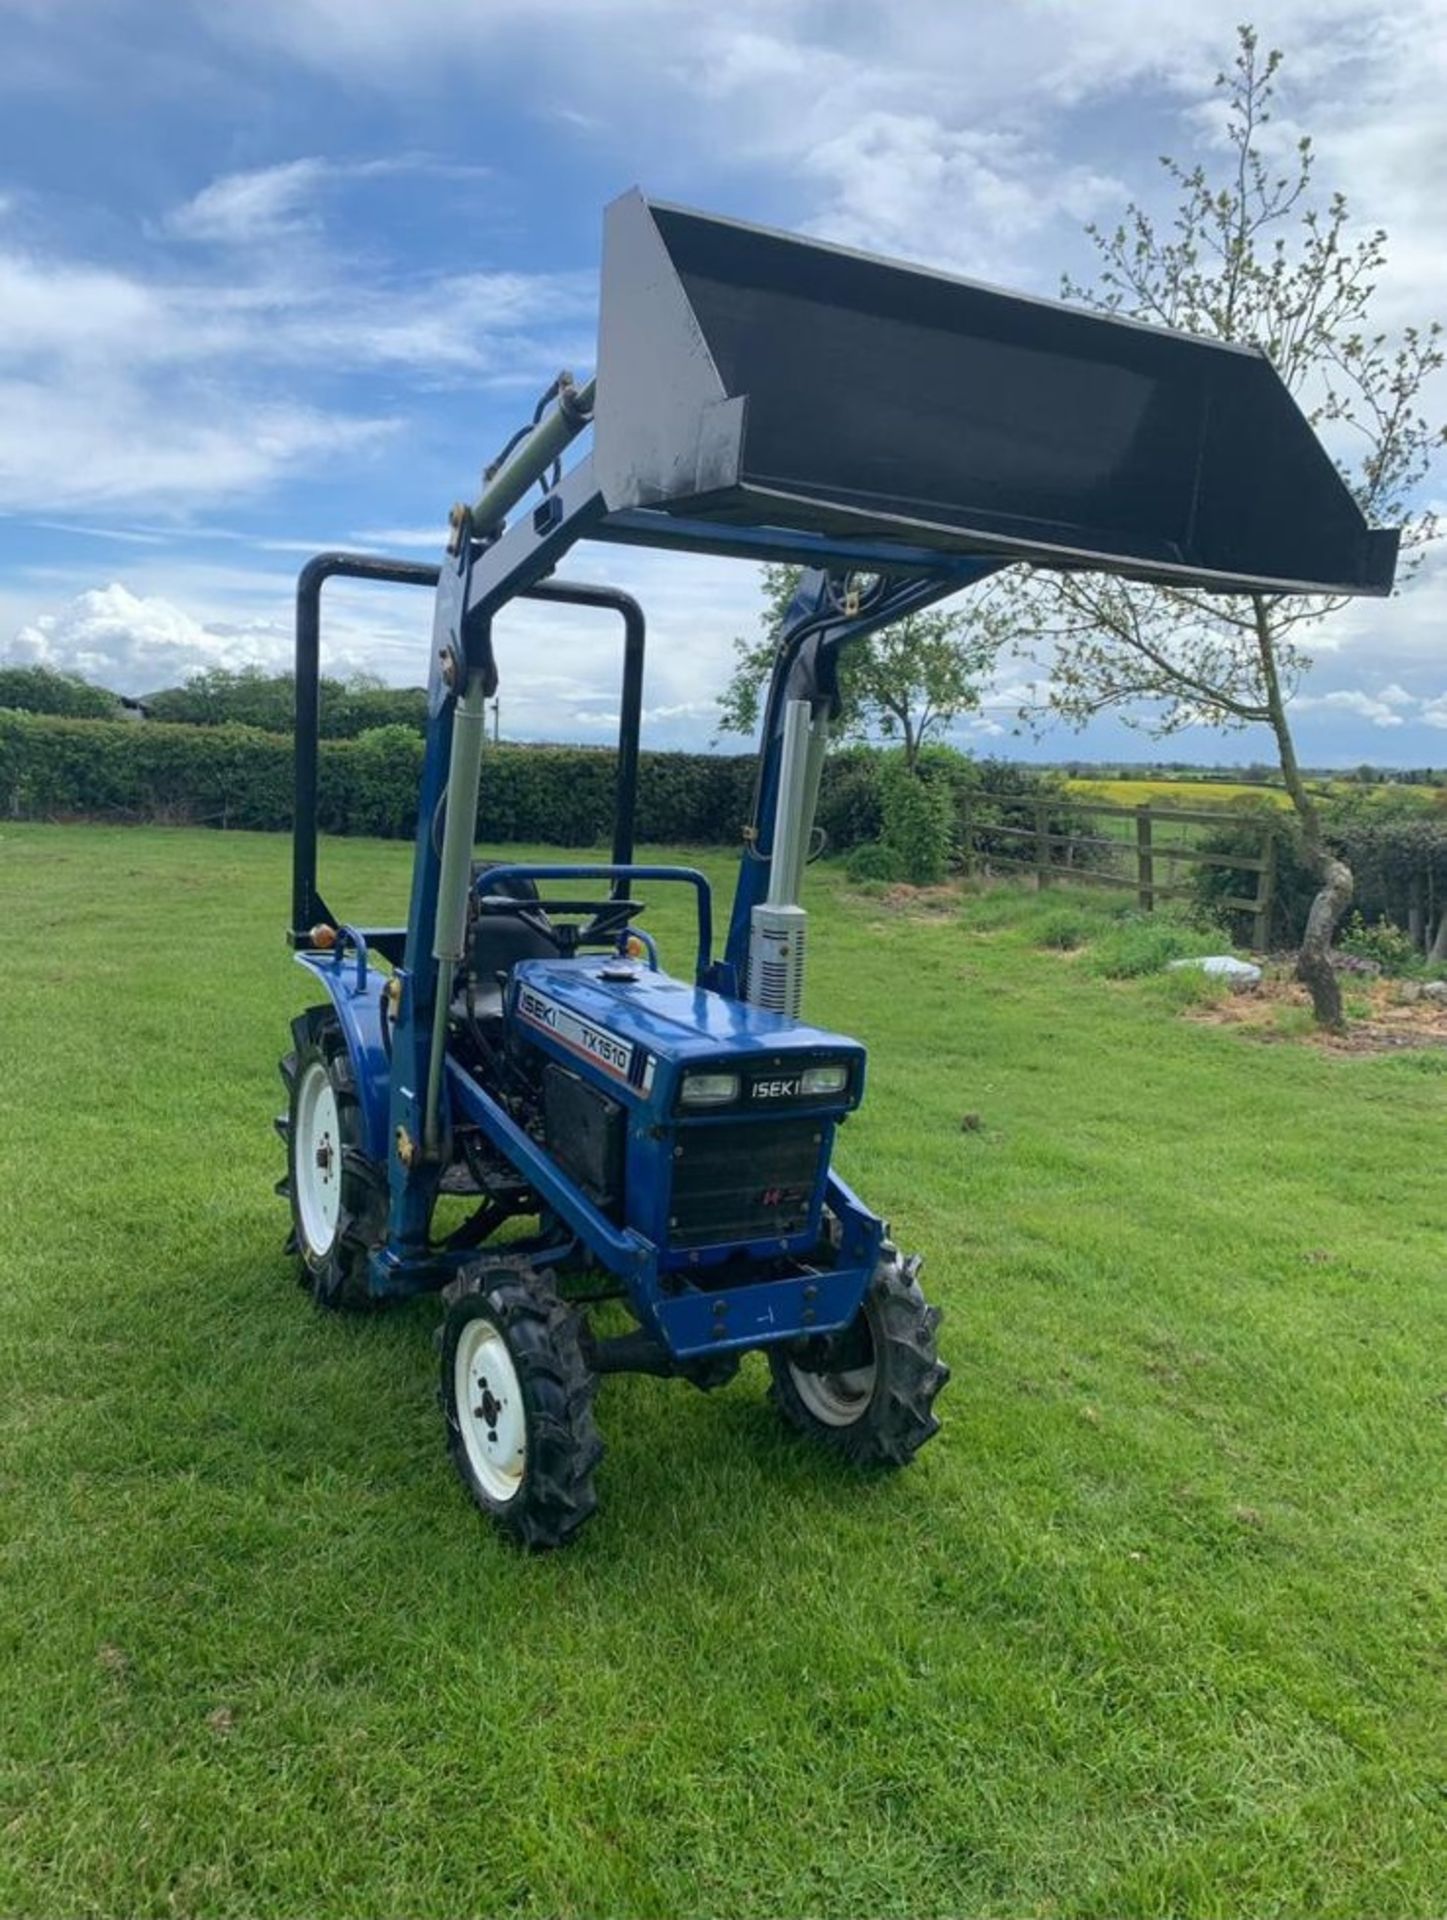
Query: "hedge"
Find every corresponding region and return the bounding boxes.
[0,712,772,848]
[0,715,1097,870]
[1191,799,1447,950]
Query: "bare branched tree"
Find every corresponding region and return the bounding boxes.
[1015,26,1443,1026]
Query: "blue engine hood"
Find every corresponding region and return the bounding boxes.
[507,955,866,1108]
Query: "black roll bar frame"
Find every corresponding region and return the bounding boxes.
[291,553,646,945]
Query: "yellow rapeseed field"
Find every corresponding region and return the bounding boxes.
[1064,777,1292,809]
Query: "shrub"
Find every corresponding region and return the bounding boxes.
[943,754,1097,877]
[348,726,424,838]
[1146,964,1232,1011]
[816,747,883,852]
[1088,914,1204,979]
[1034,906,1094,951]
[1380,1048,1447,1075]
[845,841,908,883]
[877,753,954,885]
[1191,799,1447,954]
[1272,1003,1317,1039]
[1339,911,1421,977]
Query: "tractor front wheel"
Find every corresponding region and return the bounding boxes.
[277,1006,387,1310]
[769,1254,948,1466]
[439,1268,603,1550]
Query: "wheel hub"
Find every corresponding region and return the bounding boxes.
[294,1059,343,1256]
[454,1318,526,1504]
[788,1336,878,1427]
[475,1379,503,1433]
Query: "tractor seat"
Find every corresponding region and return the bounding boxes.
[459,866,562,1023]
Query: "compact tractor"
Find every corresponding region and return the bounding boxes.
[278,193,1396,1546]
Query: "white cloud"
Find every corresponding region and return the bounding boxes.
[23,518,169,545]
[1421,694,1447,730]
[0,239,588,381]
[200,0,1447,304]
[0,372,394,513]
[168,158,336,244]
[9,583,292,693]
[0,251,162,363]
[3,574,435,694]
[1290,688,1409,727]
[0,226,586,512]
[799,112,1123,277]
[166,152,493,246]
[0,544,763,737]
[348,524,448,550]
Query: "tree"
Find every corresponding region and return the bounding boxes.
[146,666,297,732]
[0,664,118,718]
[144,665,428,737]
[1013,27,1443,1027]
[718,564,999,770]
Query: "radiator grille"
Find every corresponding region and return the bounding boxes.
[668,1118,825,1249]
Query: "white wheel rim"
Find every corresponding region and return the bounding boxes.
[454,1318,527,1504]
[294,1059,342,1256]
[788,1357,878,1427]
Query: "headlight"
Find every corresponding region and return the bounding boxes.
[800,1064,849,1098]
[679,1070,740,1106]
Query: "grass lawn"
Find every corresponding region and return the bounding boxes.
[2,823,1442,1919]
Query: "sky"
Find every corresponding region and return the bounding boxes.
[0,0,1443,765]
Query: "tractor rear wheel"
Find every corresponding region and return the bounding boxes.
[439,1267,602,1550]
[276,1006,387,1310]
[768,1253,948,1466]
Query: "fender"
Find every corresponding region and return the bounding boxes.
[295,938,391,1162]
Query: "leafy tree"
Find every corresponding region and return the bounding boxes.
[144,666,427,738]
[330,678,428,737]
[146,666,297,732]
[0,664,118,718]
[1012,27,1443,1027]
[718,564,999,770]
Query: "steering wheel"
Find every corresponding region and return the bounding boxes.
[473,889,644,954]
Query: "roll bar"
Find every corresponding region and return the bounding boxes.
[290,555,645,946]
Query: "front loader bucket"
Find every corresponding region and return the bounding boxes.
[594,192,1397,597]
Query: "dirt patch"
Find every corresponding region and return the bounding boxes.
[1190,969,1447,1054]
[847,881,962,917]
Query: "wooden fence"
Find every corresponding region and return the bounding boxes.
[959,797,1279,951]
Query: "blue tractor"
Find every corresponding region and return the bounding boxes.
[277,193,1396,1546]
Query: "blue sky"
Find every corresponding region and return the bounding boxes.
[1,0,1443,763]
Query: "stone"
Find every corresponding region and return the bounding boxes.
[1168,954,1263,986]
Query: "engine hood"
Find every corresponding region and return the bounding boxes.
[507,955,866,1107]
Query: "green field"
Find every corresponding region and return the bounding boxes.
[2,824,1443,1920]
